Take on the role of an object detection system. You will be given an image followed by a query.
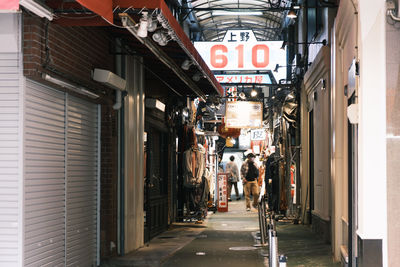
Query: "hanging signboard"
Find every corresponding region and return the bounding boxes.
[225,101,263,128]
[251,129,266,141]
[194,30,286,81]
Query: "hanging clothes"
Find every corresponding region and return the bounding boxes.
[183,144,205,188]
[265,153,280,212]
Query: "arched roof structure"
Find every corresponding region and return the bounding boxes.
[188,0,292,41]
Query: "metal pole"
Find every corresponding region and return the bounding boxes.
[255,197,267,247]
[262,196,268,239]
[270,231,279,267]
[268,228,273,267]
[279,255,287,267]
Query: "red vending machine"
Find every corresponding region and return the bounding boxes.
[217,173,229,212]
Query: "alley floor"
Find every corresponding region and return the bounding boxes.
[103,198,340,267]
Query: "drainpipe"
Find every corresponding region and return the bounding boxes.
[113,89,122,110]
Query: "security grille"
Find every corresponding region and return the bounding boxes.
[24,80,99,267]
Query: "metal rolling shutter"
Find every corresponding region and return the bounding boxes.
[24,80,66,267]
[66,95,98,267]
[0,52,21,267]
[24,81,99,267]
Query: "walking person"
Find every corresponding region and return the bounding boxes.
[226,155,240,201]
[241,153,260,211]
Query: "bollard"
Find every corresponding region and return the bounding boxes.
[279,255,287,267]
[270,231,279,267]
[262,197,268,240]
[255,196,267,246]
[256,202,266,246]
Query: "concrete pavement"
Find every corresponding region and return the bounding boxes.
[102,198,340,267]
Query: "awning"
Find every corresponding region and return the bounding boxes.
[0,0,18,10]
[48,0,223,97]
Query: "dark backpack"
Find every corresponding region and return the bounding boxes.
[246,162,259,181]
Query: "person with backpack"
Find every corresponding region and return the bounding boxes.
[240,153,260,211]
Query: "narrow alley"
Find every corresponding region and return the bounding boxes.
[103,198,339,267]
[0,1,398,267]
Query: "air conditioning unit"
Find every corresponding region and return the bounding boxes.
[93,68,126,91]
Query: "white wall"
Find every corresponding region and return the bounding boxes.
[332,0,358,261]
[357,0,387,265]
[386,1,400,264]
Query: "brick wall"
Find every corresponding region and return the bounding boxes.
[23,14,118,259]
[23,15,113,84]
[100,104,118,258]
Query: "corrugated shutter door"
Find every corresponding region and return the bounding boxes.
[66,95,98,267]
[24,80,66,267]
[24,81,99,267]
[0,52,21,266]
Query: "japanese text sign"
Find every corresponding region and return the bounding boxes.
[251,129,267,141]
[217,173,228,212]
[194,30,286,80]
[216,74,272,84]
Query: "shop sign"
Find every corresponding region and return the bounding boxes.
[250,129,266,141]
[217,173,228,212]
[239,131,251,149]
[225,101,263,128]
[194,30,286,80]
[215,74,272,84]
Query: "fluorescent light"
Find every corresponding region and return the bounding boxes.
[43,73,100,99]
[213,11,263,16]
[19,0,53,21]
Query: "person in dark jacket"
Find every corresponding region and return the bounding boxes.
[240,153,260,211]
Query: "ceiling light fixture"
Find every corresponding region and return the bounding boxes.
[181,59,194,70]
[213,11,263,16]
[147,10,158,32]
[192,72,203,82]
[147,17,158,32]
[137,11,149,38]
[43,73,99,99]
[151,30,174,46]
[251,89,258,97]
[152,30,164,43]
[239,92,246,100]
[19,0,53,21]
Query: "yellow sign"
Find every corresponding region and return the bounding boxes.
[225,101,263,128]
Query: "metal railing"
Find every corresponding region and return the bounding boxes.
[256,196,287,267]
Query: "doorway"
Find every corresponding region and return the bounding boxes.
[348,92,358,266]
[145,129,169,242]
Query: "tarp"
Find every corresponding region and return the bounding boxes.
[76,0,113,22]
